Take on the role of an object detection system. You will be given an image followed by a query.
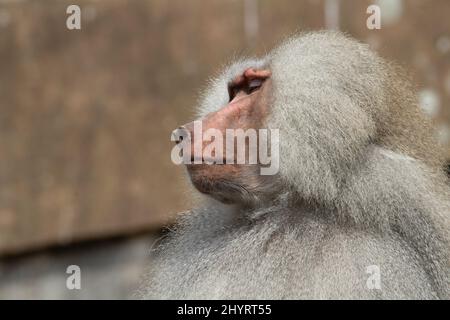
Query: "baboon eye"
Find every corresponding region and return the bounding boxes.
[247,79,263,93]
[228,78,264,102]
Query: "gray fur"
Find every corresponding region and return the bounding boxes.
[138,31,450,299]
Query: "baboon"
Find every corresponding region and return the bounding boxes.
[138,31,450,299]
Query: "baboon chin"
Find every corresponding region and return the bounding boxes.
[187,163,279,207]
[138,31,450,300]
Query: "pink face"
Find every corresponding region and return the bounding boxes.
[179,68,273,204]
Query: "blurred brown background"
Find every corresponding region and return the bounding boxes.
[0,0,449,299]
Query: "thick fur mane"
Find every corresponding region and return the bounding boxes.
[138,31,450,299]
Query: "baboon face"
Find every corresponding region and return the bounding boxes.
[180,68,275,205]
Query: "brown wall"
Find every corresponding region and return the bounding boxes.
[0,0,449,255]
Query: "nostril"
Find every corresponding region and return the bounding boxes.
[175,135,183,145]
[175,128,184,144]
[173,126,189,145]
[172,127,189,144]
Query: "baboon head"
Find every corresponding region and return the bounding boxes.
[175,31,444,208]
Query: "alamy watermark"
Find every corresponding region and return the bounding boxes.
[366,265,382,290]
[366,5,381,30]
[66,265,81,290]
[66,5,81,30]
[171,121,280,175]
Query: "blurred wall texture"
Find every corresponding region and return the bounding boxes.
[0,0,449,258]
